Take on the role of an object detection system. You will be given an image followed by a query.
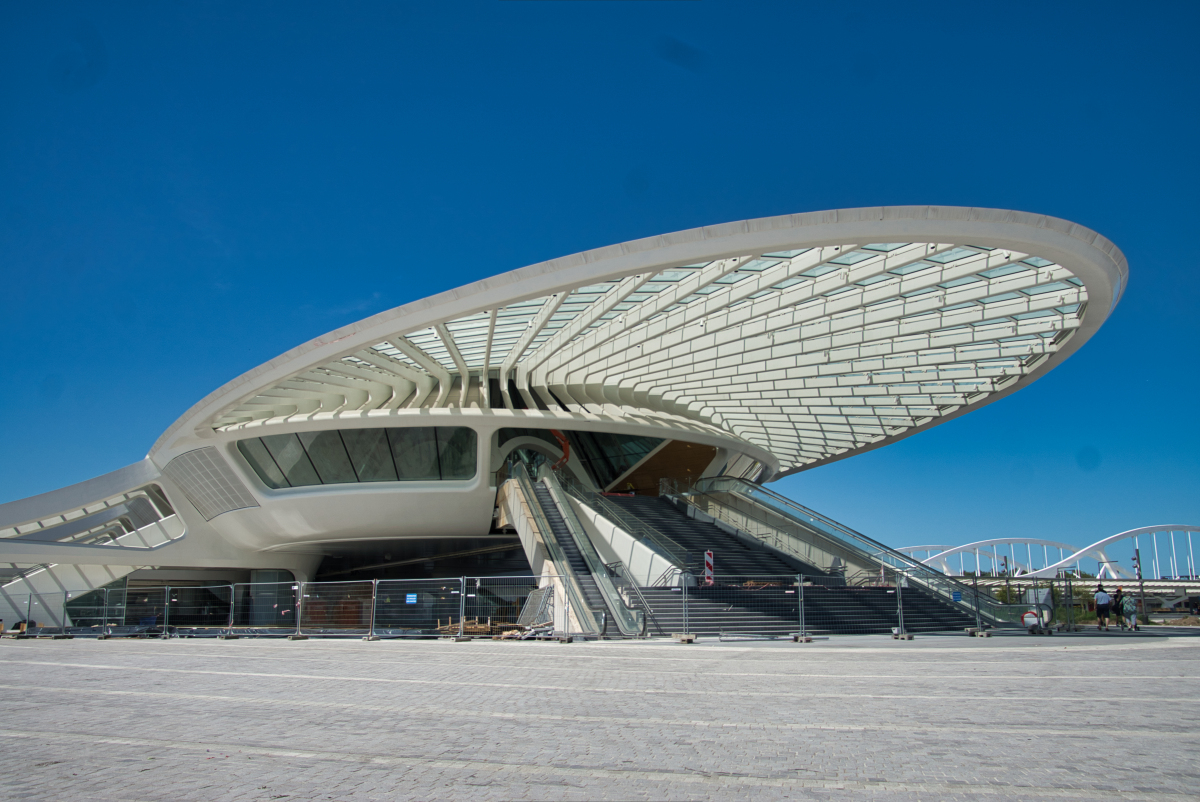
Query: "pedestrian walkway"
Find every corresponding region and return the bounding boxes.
[0,634,1197,800]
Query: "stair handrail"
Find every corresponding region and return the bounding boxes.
[535,465,645,637]
[507,463,603,636]
[604,560,665,636]
[665,492,837,579]
[553,470,693,570]
[678,476,1002,625]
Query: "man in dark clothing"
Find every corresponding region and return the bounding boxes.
[1112,587,1126,630]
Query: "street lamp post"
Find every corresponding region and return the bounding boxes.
[1133,549,1147,631]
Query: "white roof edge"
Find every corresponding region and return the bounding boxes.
[0,458,161,530]
[152,206,1127,459]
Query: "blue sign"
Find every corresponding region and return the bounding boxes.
[406,593,418,604]
[951,591,962,602]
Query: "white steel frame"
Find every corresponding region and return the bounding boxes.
[151,207,1128,479]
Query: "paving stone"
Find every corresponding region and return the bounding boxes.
[0,633,1196,800]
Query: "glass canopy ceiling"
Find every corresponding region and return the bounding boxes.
[214,241,1088,473]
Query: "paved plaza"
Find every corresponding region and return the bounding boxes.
[0,632,1197,801]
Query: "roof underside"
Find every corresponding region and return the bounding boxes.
[213,241,1090,473]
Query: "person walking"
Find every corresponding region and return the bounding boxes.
[1112,587,1126,630]
[1121,592,1139,631]
[1094,585,1111,631]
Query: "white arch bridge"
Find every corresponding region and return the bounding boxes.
[900,525,1200,580]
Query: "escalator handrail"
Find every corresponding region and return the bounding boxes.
[554,470,693,569]
[682,476,1003,624]
[535,466,645,637]
[507,463,603,635]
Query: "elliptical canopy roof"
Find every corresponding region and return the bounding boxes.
[154,206,1126,478]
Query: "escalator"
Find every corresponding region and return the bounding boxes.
[531,484,613,631]
[497,462,644,637]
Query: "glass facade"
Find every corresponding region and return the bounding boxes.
[495,427,664,488]
[237,427,477,489]
[565,431,663,489]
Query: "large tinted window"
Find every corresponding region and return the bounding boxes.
[340,428,397,482]
[437,427,477,480]
[237,427,477,489]
[389,428,440,481]
[566,431,663,489]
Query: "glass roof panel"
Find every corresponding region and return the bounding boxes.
[1022,281,1072,296]
[1022,257,1055,268]
[927,247,978,264]
[827,251,877,266]
[979,292,1023,304]
[862,243,911,252]
[762,249,810,258]
[738,259,781,272]
[889,261,935,276]
[648,269,696,284]
[801,264,842,278]
[977,264,1028,280]
[855,274,892,287]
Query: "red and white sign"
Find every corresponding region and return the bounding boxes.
[704,550,714,585]
[1022,610,1040,628]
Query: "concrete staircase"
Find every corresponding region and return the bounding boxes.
[632,583,977,637]
[603,495,822,576]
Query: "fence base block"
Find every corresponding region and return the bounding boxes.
[558,636,573,643]
[287,635,309,641]
[793,635,813,643]
[362,635,380,641]
[965,627,992,637]
[673,633,696,643]
[218,635,239,640]
[892,632,914,640]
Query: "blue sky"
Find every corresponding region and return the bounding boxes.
[2,2,1197,562]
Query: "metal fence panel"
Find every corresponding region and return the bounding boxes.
[680,575,801,639]
[229,581,299,636]
[466,577,546,636]
[165,585,234,637]
[798,574,899,636]
[298,581,374,636]
[102,587,167,637]
[63,588,109,635]
[374,578,465,637]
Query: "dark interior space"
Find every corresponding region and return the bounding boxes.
[313,537,531,581]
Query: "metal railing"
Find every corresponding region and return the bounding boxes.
[555,470,693,574]
[0,576,580,640]
[670,476,999,625]
[508,463,604,635]
[533,465,645,637]
[3,574,1125,642]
